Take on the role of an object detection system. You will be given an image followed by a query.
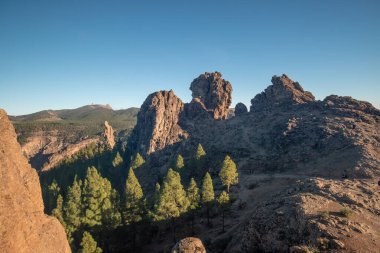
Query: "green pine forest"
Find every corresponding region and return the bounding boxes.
[41,142,238,253]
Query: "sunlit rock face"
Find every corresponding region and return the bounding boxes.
[128,90,188,155]
[0,109,71,253]
[190,71,233,120]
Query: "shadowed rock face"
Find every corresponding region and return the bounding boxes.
[129,90,188,155]
[0,109,71,253]
[250,74,315,112]
[190,72,233,120]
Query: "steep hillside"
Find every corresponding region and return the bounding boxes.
[0,109,71,253]
[128,72,380,252]
[12,104,138,171]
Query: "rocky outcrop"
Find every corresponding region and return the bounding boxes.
[103,121,115,149]
[172,237,206,253]
[129,90,188,155]
[235,103,248,116]
[0,109,71,253]
[190,72,233,120]
[250,74,315,112]
[40,137,99,172]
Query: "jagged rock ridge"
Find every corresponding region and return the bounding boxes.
[250,74,315,112]
[129,72,380,252]
[0,109,71,253]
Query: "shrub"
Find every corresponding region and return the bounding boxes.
[320,211,330,219]
[340,207,354,218]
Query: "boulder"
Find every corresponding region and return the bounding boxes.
[0,109,71,253]
[172,237,206,253]
[235,102,248,116]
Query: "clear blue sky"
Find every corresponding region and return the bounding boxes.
[1,0,379,115]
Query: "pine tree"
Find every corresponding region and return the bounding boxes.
[82,166,121,227]
[187,178,200,234]
[52,194,65,227]
[175,154,185,170]
[124,168,144,225]
[194,144,206,178]
[155,169,189,242]
[153,182,161,206]
[112,152,123,167]
[63,176,82,240]
[79,231,102,253]
[201,172,215,226]
[148,182,161,221]
[217,191,230,232]
[47,179,60,214]
[195,144,206,160]
[103,188,122,228]
[131,153,145,170]
[219,155,238,192]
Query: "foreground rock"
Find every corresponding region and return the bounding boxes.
[172,237,206,253]
[226,177,380,253]
[0,109,71,253]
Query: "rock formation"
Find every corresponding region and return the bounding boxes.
[103,121,115,149]
[129,72,380,252]
[250,74,315,112]
[172,237,206,253]
[190,72,233,120]
[0,109,71,253]
[129,90,188,155]
[234,102,248,116]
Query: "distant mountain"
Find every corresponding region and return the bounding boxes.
[11,104,139,171]
[11,104,139,130]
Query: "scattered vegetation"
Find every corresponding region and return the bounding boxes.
[340,207,354,218]
[320,210,330,219]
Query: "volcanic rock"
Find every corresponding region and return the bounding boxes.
[0,109,71,253]
[129,90,188,155]
[250,74,315,112]
[172,237,206,253]
[190,72,233,120]
[235,102,248,116]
